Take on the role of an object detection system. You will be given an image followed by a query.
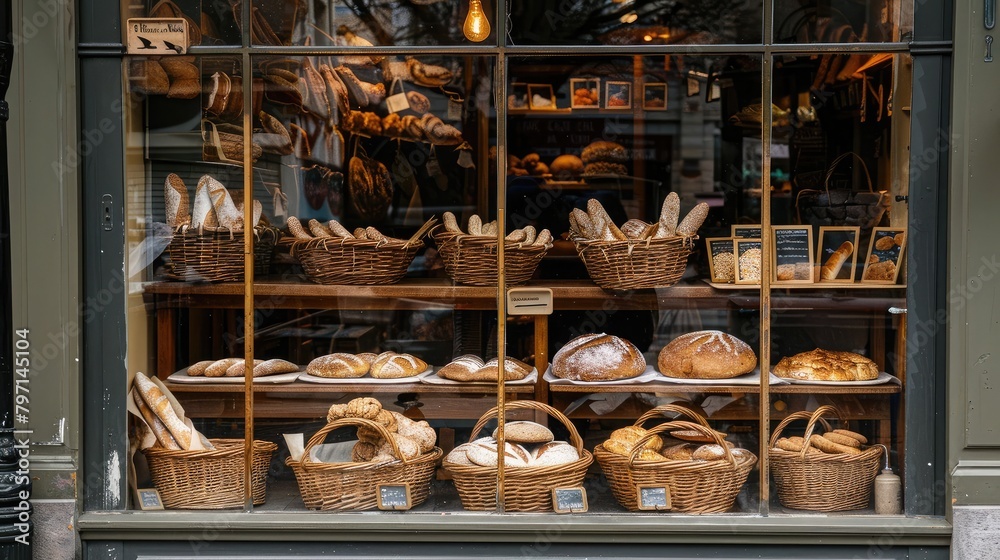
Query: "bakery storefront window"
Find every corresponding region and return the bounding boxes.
[115,0,922,522]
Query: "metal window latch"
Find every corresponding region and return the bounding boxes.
[895,195,909,203]
[987,35,995,63]
[889,307,907,315]
[988,0,996,29]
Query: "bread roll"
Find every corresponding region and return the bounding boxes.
[550,154,584,179]
[224,359,263,377]
[345,397,382,420]
[369,352,427,379]
[581,140,627,164]
[657,330,757,379]
[253,359,299,377]
[397,419,436,452]
[186,360,215,376]
[551,333,646,382]
[133,371,192,450]
[308,219,333,238]
[306,353,369,378]
[493,421,553,444]
[570,208,594,239]
[474,357,532,381]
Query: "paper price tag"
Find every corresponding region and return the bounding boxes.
[386,92,410,113]
[127,18,189,55]
[506,288,553,315]
[448,100,463,120]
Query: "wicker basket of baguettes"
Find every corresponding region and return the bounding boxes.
[285,216,436,285]
[432,212,553,286]
[287,397,442,511]
[769,404,882,512]
[443,400,593,512]
[571,194,706,291]
[163,173,280,282]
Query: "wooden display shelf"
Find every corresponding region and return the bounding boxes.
[163,380,536,395]
[546,382,901,395]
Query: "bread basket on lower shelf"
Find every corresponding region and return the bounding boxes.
[433,229,549,286]
[291,237,423,285]
[573,235,695,291]
[595,404,756,513]
[166,226,280,282]
[286,417,442,511]
[443,400,593,512]
[142,438,277,509]
[769,405,882,512]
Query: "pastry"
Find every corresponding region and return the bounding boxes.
[655,192,680,238]
[492,421,553,444]
[821,241,854,280]
[772,348,879,381]
[550,333,646,382]
[369,352,427,379]
[306,353,370,378]
[530,441,579,466]
[657,330,757,379]
[133,371,192,450]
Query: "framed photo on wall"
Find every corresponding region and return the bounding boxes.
[642,82,667,111]
[605,81,632,109]
[816,226,861,282]
[528,84,556,110]
[771,225,814,283]
[862,227,906,284]
[570,78,600,108]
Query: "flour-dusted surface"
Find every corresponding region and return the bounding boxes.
[551,333,646,381]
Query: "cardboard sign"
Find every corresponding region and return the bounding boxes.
[636,485,671,511]
[552,487,588,513]
[732,224,762,239]
[126,19,189,55]
[377,484,412,510]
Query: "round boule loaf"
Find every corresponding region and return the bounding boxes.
[550,154,584,179]
[369,352,427,379]
[581,140,628,164]
[492,421,554,444]
[530,441,579,466]
[657,330,757,379]
[551,333,646,382]
[444,443,475,466]
[307,353,369,378]
[465,439,531,467]
[692,444,728,461]
[609,425,662,451]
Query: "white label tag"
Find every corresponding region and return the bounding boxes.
[386,92,410,113]
[126,18,189,55]
[426,157,442,177]
[448,100,463,120]
[506,288,553,315]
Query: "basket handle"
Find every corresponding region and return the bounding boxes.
[469,400,584,454]
[633,403,711,429]
[823,152,874,195]
[299,417,409,467]
[768,404,846,448]
[627,420,736,468]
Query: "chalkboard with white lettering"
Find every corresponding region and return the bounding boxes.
[732,225,762,239]
[377,484,412,510]
[772,226,814,282]
[636,485,671,511]
[552,487,588,513]
[136,488,164,510]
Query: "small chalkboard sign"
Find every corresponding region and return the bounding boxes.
[734,238,763,285]
[816,226,860,282]
[376,483,412,511]
[861,227,906,284]
[636,485,671,511]
[135,488,164,511]
[706,237,736,283]
[771,225,814,283]
[551,487,588,513]
[732,224,762,239]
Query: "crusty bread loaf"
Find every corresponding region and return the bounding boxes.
[692,444,728,461]
[570,208,594,239]
[609,425,661,451]
[369,352,427,379]
[307,353,369,378]
[224,359,263,377]
[550,333,646,382]
[531,441,579,466]
[586,199,627,241]
[657,330,757,379]
[466,438,531,467]
[772,348,879,381]
[308,219,333,238]
[186,360,215,376]
[133,390,180,450]
[190,177,214,230]
[493,421,553,444]
[133,371,192,450]
[203,358,242,377]
[202,175,242,231]
[436,355,485,381]
[473,357,532,381]
[676,202,709,237]
[377,433,422,460]
[345,397,382,419]
[444,443,475,465]
[661,443,695,460]
[253,359,299,377]
[164,174,191,227]
[655,192,680,238]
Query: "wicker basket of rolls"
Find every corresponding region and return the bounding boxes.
[287,398,442,511]
[594,404,757,513]
[443,400,593,512]
[433,212,553,286]
[769,404,882,512]
[163,173,279,282]
[286,217,434,285]
[571,195,703,291]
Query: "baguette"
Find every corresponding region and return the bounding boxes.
[204,176,243,231]
[224,359,263,377]
[468,214,483,235]
[286,217,312,240]
[133,390,180,450]
[365,226,388,242]
[570,208,593,239]
[655,192,680,238]
[676,202,709,237]
[327,220,353,238]
[164,174,191,227]
[820,241,854,280]
[190,177,214,230]
[308,219,333,238]
[533,229,553,246]
[133,372,192,450]
[587,199,627,241]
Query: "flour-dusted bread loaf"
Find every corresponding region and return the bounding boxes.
[164,174,191,227]
[186,360,215,376]
[133,390,180,450]
[654,191,680,238]
[307,353,370,378]
[203,358,242,377]
[224,359,263,377]
[369,352,427,379]
[474,357,532,381]
[773,348,879,381]
[253,359,299,377]
[436,354,486,381]
[189,176,215,230]
[531,441,579,466]
[657,330,758,379]
[492,421,553,444]
[444,443,475,466]
[609,425,662,451]
[133,371,192,450]
[203,175,243,231]
[465,438,531,467]
[676,202,709,237]
[551,333,646,382]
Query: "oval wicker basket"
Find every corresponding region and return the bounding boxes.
[769,405,882,512]
[291,237,423,285]
[594,405,757,513]
[574,235,695,291]
[142,438,278,509]
[166,226,280,282]
[433,229,549,286]
[286,417,443,511]
[443,400,593,512]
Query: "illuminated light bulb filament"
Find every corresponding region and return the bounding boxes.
[464,0,491,42]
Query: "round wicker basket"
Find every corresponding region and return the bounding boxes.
[291,237,422,285]
[166,226,280,282]
[433,229,549,286]
[574,235,695,291]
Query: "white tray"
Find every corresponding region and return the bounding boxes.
[776,371,899,386]
[542,365,662,386]
[420,368,538,386]
[167,368,303,384]
[297,368,434,384]
[647,369,788,386]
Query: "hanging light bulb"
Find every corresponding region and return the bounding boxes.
[463,0,491,42]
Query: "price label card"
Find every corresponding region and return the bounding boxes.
[448,100,464,120]
[732,224,762,239]
[386,92,410,113]
[135,488,164,510]
[377,483,412,510]
[552,487,588,513]
[506,287,553,316]
[636,485,671,511]
[126,19,189,55]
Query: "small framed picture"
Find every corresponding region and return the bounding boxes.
[135,488,164,511]
[528,84,556,110]
[706,237,736,283]
[734,238,763,285]
[508,82,529,110]
[605,81,632,109]
[642,82,667,111]
[732,224,762,239]
[816,226,861,282]
[570,78,600,108]
[862,227,906,284]
[771,225,814,283]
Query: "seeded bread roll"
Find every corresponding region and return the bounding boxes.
[492,421,553,444]
[369,352,427,379]
[657,330,758,379]
[186,360,215,376]
[551,333,646,382]
[306,353,370,378]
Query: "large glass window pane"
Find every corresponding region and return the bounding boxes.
[774,0,913,43]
